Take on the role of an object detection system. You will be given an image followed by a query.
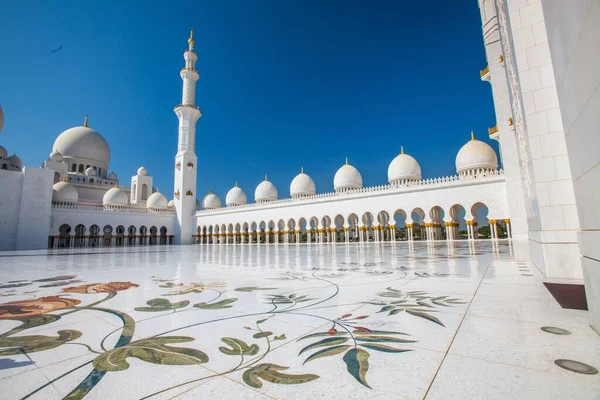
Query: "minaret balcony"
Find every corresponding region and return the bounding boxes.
[174,104,201,112]
[488,124,499,141]
[480,64,491,81]
[508,117,515,130]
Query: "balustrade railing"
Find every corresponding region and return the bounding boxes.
[52,202,175,215]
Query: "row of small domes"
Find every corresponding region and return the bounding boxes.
[202,135,498,209]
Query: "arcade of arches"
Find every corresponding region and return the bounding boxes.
[49,224,173,248]
[195,203,511,244]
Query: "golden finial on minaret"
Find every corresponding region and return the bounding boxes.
[83,114,88,127]
[471,131,475,140]
[188,29,195,50]
[401,146,404,154]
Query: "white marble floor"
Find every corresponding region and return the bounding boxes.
[0,241,598,399]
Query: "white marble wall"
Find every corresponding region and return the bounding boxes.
[540,0,600,331]
[0,170,24,250]
[0,168,54,251]
[506,0,582,279]
[477,0,530,240]
[16,168,54,250]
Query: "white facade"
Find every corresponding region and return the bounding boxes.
[538,0,600,331]
[195,172,508,244]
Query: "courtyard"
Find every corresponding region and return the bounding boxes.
[0,241,598,399]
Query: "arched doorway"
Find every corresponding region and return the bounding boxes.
[58,224,72,248]
[89,225,100,247]
[150,226,158,245]
[139,226,148,245]
[128,225,137,246]
[103,225,113,246]
[115,225,125,246]
[74,224,86,247]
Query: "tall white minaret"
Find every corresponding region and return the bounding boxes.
[173,29,202,245]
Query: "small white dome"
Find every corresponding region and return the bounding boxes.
[226,184,248,206]
[388,148,422,183]
[137,166,148,176]
[49,150,63,162]
[202,191,222,209]
[52,181,79,203]
[107,171,118,181]
[146,191,168,209]
[102,187,128,206]
[53,125,110,165]
[168,199,175,208]
[455,135,498,174]
[7,154,22,168]
[255,176,278,202]
[85,167,97,176]
[290,169,316,197]
[0,145,7,159]
[334,160,363,191]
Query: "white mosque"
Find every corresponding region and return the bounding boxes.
[0,0,597,319]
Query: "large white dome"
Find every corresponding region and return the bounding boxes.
[53,125,110,165]
[52,181,79,203]
[226,184,248,207]
[146,191,168,209]
[290,169,316,198]
[388,148,422,184]
[255,176,278,202]
[334,159,363,191]
[202,191,222,209]
[102,187,128,206]
[455,135,498,174]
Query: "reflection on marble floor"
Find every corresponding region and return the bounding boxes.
[0,241,598,399]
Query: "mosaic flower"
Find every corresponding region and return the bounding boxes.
[62,282,139,294]
[159,282,226,295]
[0,296,81,319]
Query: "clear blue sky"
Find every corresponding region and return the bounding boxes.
[0,0,497,204]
